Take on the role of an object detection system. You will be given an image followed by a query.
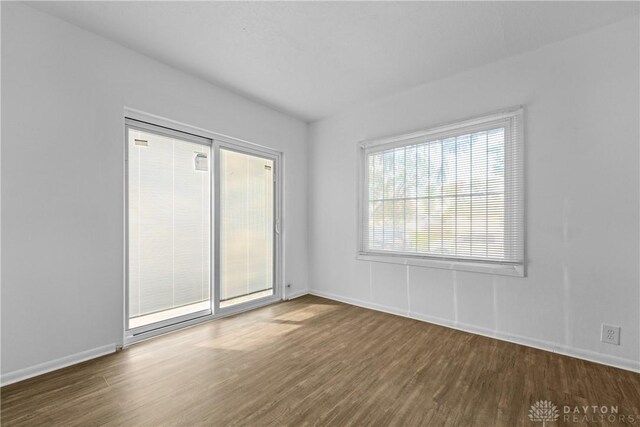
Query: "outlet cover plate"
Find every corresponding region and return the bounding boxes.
[601,324,620,345]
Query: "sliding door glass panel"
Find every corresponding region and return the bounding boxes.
[220,149,274,308]
[128,126,211,329]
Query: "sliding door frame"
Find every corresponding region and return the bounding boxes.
[123,108,283,345]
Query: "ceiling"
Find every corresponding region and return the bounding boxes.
[29,1,639,122]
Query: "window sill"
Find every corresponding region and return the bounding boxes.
[356,253,525,277]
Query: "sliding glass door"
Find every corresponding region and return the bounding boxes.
[126,117,280,339]
[126,120,212,332]
[219,148,275,308]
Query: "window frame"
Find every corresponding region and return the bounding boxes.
[357,107,525,277]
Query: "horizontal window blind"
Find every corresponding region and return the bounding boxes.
[128,125,211,320]
[220,149,274,302]
[361,109,523,265]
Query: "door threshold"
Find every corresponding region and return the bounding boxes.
[124,295,282,346]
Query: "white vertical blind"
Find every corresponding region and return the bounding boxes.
[220,149,274,302]
[362,110,523,265]
[128,126,211,319]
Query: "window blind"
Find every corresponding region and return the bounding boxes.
[361,109,523,266]
[128,126,211,319]
[220,149,274,302]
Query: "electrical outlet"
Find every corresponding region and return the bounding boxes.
[601,324,620,345]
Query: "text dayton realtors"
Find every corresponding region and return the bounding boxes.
[562,405,636,424]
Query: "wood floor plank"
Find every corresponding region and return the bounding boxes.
[2,295,639,426]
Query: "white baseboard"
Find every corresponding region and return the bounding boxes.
[1,344,117,387]
[309,289,640,373]
[285,289,310,300]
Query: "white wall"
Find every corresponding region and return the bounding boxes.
[1,3,308,378]
[308,17,640,371]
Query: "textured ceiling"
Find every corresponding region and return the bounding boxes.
[29,1,640,122]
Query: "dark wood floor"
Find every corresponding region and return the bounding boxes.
[2,295,639,426]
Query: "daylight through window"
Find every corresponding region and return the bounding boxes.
[359,109,523,274]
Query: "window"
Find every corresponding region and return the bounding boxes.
[358,108,524,276]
